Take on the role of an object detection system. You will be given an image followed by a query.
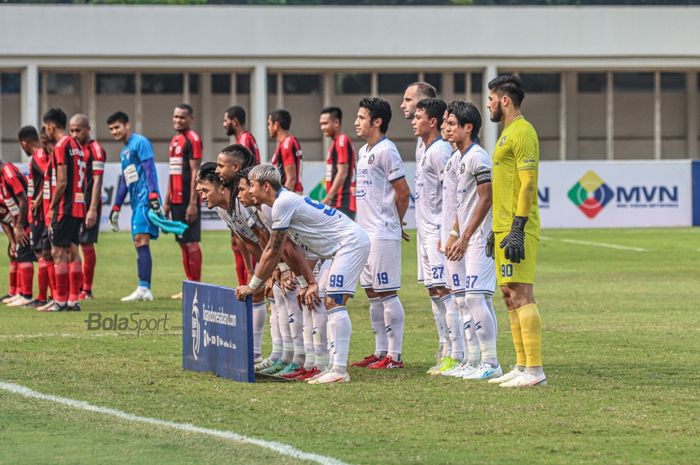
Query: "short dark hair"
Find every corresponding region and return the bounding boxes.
[407,81,437,99]
[416,98,447,127]
[320,106,342,122]
[226,106,246,125]
[42,108,67,129]
[236,166,253,182]
[197,161,221,186]
[175,103,194,116]
[447,100,482,142]
[18,125,40,143]
[488,74,525,107]
[269,109,292,131]
[107,111,129,125]
[359,97,392,134]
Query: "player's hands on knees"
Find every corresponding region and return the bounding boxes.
[236,285,254,300]
[281,270,296,291]
[304,283,320,310]
[485,231,495,259]
[499,216,527,263]
[14,226,29,248]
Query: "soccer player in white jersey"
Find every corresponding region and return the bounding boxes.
[237,164,370,384]
[352,97,411,370]
[444,101,501,380]
[412,98,465,375]
[401,82,437,295]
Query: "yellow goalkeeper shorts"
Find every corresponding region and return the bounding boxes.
[494,231,539,286]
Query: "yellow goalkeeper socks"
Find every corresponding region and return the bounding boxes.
[517,304,543,367]
[507,309,527,367]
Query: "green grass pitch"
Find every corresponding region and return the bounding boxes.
[0,228,698,465]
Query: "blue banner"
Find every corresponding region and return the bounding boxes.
[182,281,254,383]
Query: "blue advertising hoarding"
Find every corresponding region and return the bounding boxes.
[182,281,254,383]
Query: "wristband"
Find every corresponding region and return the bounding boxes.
[111,204,121,213]
[249,275,263,290]
[297,276,308,288]
[277,262,290,272]
[450,229,460,238]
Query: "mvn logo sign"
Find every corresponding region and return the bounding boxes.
[567,171,614,219]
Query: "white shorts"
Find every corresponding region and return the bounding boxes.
[464,242,496,295]
[445,255,466,293]
[325,239,370,296]
[418,237,446,288]
[361,238,402,292]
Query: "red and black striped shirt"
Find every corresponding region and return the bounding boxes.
[28,148,50,224]
[168,129,203,205]
[0,162,29,228]
[271,135,303,194]
[83,139,106,210]
[237,131,260,164]
[50,134,87,221]
[326,133,356,213]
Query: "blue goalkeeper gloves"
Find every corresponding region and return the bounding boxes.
[499,216,528,264]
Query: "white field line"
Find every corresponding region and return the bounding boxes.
[0,381,351,465]
[0,331,182,340]
[540,236,648,252]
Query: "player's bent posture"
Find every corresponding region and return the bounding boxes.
[18,126,52,308]
[485,75,546,387]
[196,162,268,364]
[69,114,105,300]
[107,111,162,302]
[43,108,87,312]
[0,158,34,307]
[319,107,356,220]
[237,164,370,384]
[164,104,203,299]
[352,97,411,370]
[268,109,303,194]
[223,105,261,286]
[443,101,500,380]
[411,98,464,375]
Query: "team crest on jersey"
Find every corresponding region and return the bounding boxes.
[460,162,466,174]
[175,146,182,154]
[499,136,507,146]
[368,154,375,164]
[446,161,452,171]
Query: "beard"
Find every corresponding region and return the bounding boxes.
[225,125,235,136]
[490,103,503,123]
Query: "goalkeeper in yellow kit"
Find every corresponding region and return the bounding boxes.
[484,74,546,387]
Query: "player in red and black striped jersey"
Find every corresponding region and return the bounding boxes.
[319,106,357,220]
[268,109,303,193]
[43,108,87,312]
[164,104,203,298]
[69,114,106,300]
[0,158,34,307]
[224,105,261,164]
[18,126,52,307]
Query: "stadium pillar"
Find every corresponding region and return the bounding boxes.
[654,71,661,160]
[563,71,578,160]
[322,71,333,158]
[201,72,214,161]
[21,64,39,129]
[135,72,143,135]
[687,72,698,159]
[606,71,614,160]
[482,64,498,154]
[251,64,268,163]
[229,73,238,145]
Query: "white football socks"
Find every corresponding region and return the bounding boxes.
[268,297,282,361]
[302,304,315,370]
[455,293,480,365]
[382,294,405,360]
[282,287,305,367]
[369,297,388,357]
[312,301,329,371]
[431,296,451,357]
[272,286,293,363]
[466,293,498,366]
[252,300,267,360]
[328,306,351,374]
[443,294,465,362]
